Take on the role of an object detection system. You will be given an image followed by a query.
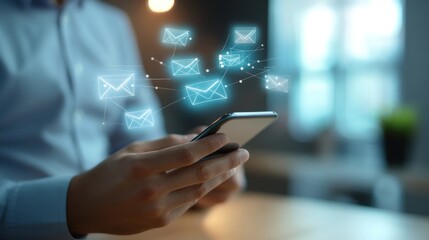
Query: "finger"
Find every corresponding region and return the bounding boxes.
[163,170,235,212]
[207,170,243,192]
[189,125,208,135]
[196,190,232,208]
[141,200,196,229]
[196,169,244,208]
[137,172,235,229]
[133,133,229,174]
[126,134,196,153]
[164,201,195,225]
[195,170,236,197]
[162,149,249,192]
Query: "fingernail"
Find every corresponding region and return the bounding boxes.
[238,149,250,162]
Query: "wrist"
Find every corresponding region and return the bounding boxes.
[66,174,90,237]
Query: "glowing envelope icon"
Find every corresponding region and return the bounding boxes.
[125,109,154,129]
[186,80,227,105]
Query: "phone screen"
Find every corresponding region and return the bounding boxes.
[192,111,277,156]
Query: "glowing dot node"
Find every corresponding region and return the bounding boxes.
[257,60,260,63]
[160,61,163,65]
[102,122,105,125]
[239,80,243,83]
[221,65,224,68]
[247,63,251,66]
[252,66,255,69]
[146,74,149,78]
[151,57,154,61]
[155,86,159,90]
[206,69,210,72]
[225,85,228,88]
[261,44,264,47]
[266,86,269,89]
[240,67,244,70]
[189,37,192,40]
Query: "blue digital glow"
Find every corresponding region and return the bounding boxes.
[265,75,290,93]
[162,27,191,46]
[98,73,135,100]
[233,27,257,44]
[219,53,242,67]
[171,58,201,76]
[185,79,227,105]
[218,49,259,71]
[124,108,154,129]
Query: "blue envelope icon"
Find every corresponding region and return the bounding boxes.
[234,27,257,44]
[125,109,154,129]
[186,80,227,105]
[98,73,135,100]
[162,28,190,46]
[265,75,289,93]
[171,58,200,76]
[219,54,242,67]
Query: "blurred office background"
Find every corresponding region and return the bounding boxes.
[105,0,429,216]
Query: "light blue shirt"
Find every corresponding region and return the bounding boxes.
[0,0,166,239]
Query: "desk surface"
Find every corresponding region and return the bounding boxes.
[88,193,429,240]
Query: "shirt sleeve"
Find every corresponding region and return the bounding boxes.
[0,176,79,240]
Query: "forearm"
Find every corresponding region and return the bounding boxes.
[0,176,78,240]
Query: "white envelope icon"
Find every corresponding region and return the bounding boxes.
[219,54,242,67]
[234,27,257,44]
[186,80,227,105]
[162,28,190,46]
[265,75,289,93]
[171,58,200,76]
[125,109,154,129]
[98,73,135,100]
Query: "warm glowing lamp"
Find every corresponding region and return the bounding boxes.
[148,0,175,13]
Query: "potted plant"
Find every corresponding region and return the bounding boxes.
[380,107,418,168]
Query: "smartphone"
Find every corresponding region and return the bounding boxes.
[191,111,278,157]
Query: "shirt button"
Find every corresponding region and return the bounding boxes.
[74,63,83,75]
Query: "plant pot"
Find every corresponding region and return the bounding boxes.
[381,130,413,168]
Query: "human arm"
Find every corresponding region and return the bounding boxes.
[66,133,249,236]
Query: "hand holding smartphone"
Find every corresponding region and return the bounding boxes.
[192,111,278,159]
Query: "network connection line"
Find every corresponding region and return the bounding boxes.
[221,34,231,52]
[225,69,270,87]
[98,25,292,130]
[109,99,128,112]
[102,99,107,125]
[154,97,187,114]
[133,84,178,92]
